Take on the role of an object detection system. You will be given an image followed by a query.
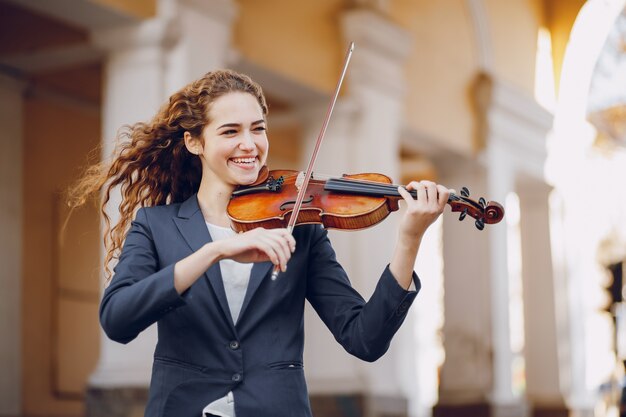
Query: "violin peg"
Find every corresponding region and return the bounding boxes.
[479,197,486,208]
[459,208,467,221]
[475,218,485,231]
[461,187,470,197]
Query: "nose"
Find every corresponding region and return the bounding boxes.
[239,131,255,151]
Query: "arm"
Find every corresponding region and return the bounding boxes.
[100,209,296,343]
[100,208,189,344]
[305,226,420,362]
[306,181,449,361]
[390,181,450,289]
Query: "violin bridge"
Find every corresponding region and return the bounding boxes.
[295,171,307,192]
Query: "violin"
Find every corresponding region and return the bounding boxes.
[232,43,504,280]
[227,167,505,233]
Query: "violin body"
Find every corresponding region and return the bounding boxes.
[227,169,505,233]
[228,170,399,232]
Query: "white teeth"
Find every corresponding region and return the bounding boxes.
[231,157,256,164]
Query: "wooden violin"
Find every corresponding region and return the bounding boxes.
[238,43,504,280]
[227,167,504,233]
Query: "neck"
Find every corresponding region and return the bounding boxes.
[196,177,234,227]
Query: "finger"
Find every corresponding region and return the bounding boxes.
[252,230,285,267]
[274,233,293,271]
[257,240,280,266]
[421,181,438,208]
[278,228,297,252]
[404,181,421,194]
[263,231,292,271]
[264,236,288,271]
[437,184,450,209]
[414,182,427,206]
[398,186,414,205]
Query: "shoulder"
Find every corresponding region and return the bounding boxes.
[140,202,182,217]
[134,201,184,227]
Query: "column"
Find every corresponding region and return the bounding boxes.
[486,140,520,414]
[437,158,495,411]
[302,7,415,416]
[0,74,24,416]
[342,9,414,414]
[161,0,238,94]
[86,1,237,414]
[435,76,555,417]
[88,17,176,396]
[300,100,365,398]
[518,181,566,415]
[486,79,558,416]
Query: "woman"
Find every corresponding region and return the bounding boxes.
[70,69,450,417]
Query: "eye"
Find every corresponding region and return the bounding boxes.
[221,129,238,135]
[254,126,266,132]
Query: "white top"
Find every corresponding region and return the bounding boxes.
[202,222,253,417]
[205,222,253,324]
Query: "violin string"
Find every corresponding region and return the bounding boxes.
[323,176,464,205]
[326,178,417,198]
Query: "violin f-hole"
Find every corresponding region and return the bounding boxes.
[280,195,314,211]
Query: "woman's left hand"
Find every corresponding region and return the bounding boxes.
[397,180,450,245]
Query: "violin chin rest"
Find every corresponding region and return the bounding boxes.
[247,165,269,187]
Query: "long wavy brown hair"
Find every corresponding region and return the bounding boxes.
[68,69,268,281]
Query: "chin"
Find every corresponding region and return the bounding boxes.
[236,177,257,186]
[232,171,260,186]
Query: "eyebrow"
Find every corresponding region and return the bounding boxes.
[217,119,265,130]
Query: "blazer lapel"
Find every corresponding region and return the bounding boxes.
[237,261,273,323]
[173,194,235,330]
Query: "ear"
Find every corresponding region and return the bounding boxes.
[183,131,202,156]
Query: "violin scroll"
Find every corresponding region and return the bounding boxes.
[447,186,505,230]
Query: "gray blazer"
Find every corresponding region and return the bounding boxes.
[100,194,420,417]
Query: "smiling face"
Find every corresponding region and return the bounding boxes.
[188,92,269,191]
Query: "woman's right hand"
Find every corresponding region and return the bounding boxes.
[215,228,296,272]
[174,227,295,294]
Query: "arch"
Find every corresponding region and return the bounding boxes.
[546,0,626,408]
[553,0,626,141]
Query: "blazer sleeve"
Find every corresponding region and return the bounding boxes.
[100,208,187,344]
[305,225,421,362]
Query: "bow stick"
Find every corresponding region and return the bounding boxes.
[271,41,355,280]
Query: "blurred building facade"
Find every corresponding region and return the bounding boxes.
[2,0,626,416]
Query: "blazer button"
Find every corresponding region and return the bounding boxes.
[232,373,241,382]
[229,340,240,350]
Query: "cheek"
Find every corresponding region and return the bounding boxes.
[257,137,269,155]
[211,142,237,159]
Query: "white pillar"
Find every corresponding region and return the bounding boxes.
[485,140,518,410]
[518,181,564,409]
[341,9,413,409]
[161,0,238,94]
[88,0,237,390]
[0,74,24,416]
[437,76,554,416]
[438,158,494,405]
[302,7,415,415]
[300,101,365,395]
[89,16,176,389]
[486,79,554,414]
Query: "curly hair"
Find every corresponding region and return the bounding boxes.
[67,69,268,281]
